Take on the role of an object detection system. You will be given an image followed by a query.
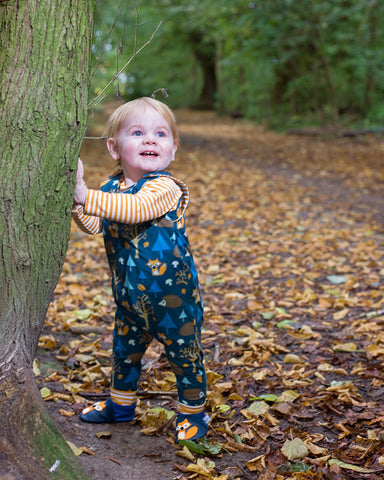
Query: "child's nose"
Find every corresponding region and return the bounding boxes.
[143,133,157,144]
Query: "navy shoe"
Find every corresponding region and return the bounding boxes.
[80,399,136,423]
[175,412,210,442]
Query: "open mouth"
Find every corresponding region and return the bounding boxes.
[140,151,158,157]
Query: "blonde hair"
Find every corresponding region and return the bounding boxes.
[104,97,179,146]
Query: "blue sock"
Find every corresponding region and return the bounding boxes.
[113,401,136,421]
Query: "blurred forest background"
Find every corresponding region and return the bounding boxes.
[90,0,384,129]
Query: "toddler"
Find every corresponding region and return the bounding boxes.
[72,97,209,442]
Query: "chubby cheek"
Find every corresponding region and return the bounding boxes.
[120,141,138,159]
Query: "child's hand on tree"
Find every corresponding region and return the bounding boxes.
[74,158,88,205]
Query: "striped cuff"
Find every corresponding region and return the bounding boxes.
[178,402,205,415]
[111,388,137,406]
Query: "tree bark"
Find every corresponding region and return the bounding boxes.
[0,1,94,478]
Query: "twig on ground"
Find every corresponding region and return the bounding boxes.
[77,390,178,399]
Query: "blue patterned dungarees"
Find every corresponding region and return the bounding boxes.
[101,171,206,408]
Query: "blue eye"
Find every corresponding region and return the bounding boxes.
[132,130,143,136]
[156,131,166,137]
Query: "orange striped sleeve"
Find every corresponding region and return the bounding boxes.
[71,204,102,234]
[84,176,182,224]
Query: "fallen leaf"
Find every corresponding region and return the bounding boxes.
[59,409,75,417]
[327,275,348,284]
[328,458,374,473]
[95,431,112,439]
[80,446,95,455]
[176,445,196,462]
[332,342,357,352]
[66,440,83,456]
[40,387,52,399]
[281,438,309,460]
[247,400,270,416]
[284,354,303,364]
[32,358,41,377]
[186,458,216,476]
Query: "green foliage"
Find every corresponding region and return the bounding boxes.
[90,0,384,126]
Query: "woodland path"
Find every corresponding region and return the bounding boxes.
[38,108,384,480]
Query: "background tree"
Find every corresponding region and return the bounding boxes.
[0,1,94,478]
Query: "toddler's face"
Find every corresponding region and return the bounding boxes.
[107,107,177,183]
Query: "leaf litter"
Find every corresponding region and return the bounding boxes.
[37,108,384,479]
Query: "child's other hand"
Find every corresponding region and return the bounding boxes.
[74,158,88,205]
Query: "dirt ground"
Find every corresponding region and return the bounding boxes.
[38,107,384,480]
[44,400,251,480]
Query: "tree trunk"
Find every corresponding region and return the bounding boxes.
[364,1,378,112]
[188,31,217,110]
[0,1,94,478]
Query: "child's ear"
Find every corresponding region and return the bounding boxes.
[171,142,178,162]
[107,138,120,160]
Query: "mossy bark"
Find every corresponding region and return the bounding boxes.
[0,1,94,478]
[0,368,89,479]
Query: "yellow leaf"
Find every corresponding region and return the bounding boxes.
[224,292,246,300]
[228,358,244,366]
[281,438,309,460]
[38,335,58,350]
[140,427,157,436]
[139,407,175,433]
[73,308,93,320]
[245,454,266,472]
[317,363,334,372]
[32,358,41,377]
[264,412,280,426]
[333,308,349,320]
[163,373,176,383]
[66,440,83,456]
[75,354,95,364]
[365,344,384,357]
[207,389,226,409]
[228,392,242,401]
[252,369,268,381]
[80,446,95,455]
[186,458,215,476]
[305,441,328,455]
[328,458,374,473]
[175,446,196,462]
[318,297,334,309]
[247,400,270,416]
[95,431,112,438]
[216,404,231,413]
[332,342,357,352]
[214,382,233,393]
[59,409,75,417]
[40,387,52,399]
[279,390,300,403]
[284,354,303,364]
[367,430,379,441]
[206,370,223,384]
[247,299,263,310]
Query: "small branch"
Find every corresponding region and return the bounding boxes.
[88,20,163,109]
[68,325,105,334]
[77,390,177,399]
[90,0,125,80]
[83,136,107,140]
[132,0,139,55]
